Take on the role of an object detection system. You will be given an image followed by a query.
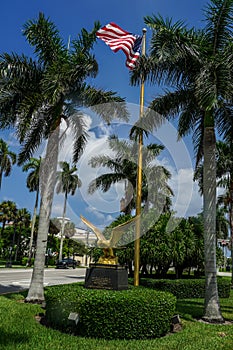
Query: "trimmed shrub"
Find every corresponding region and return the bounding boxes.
[45,283,176,340]
[139,277,231,298]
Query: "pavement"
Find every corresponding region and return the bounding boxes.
[0,267,86,294]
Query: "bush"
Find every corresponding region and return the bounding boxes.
[21,257,28,266]
[48,257,56,266]
[21,257,34,266]
[138,277,231,298]
[45,283,176,340]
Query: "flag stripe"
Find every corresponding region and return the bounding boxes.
[96,22,142,70]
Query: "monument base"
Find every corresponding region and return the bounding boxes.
[84,263,128,290]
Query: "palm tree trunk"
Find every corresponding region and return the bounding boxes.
[58,191,67,261]
[25,126,60,304]
[27,189,39,267]
[202,125,223,322]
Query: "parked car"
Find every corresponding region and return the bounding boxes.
[55,258,79,269]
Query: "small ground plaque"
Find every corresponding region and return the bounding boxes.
[68,312,79,325]
[85,264,128,290]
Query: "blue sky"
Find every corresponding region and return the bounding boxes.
[0,0,209,228]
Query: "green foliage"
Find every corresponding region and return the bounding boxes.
[115,213,205,278]
[139,277,231,298]
[45,283,176,340]
[21,257,35,266]
[0,138,17,189]
[47,257,56,266]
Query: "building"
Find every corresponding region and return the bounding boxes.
[72,227,97,266]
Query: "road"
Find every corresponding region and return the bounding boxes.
[0,267,86,294]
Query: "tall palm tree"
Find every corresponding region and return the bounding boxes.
[88,136,173,215]
[195,140,233,282]
[56,161,81,261]
[0,138,16,190]
[215,140,233,283]
[131,0,233,322]
[22,157,41,265]
[0,13,127,303]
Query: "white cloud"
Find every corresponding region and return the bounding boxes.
[48,116,122,228]
[51,198,64,218]
[169,167,202,217]
[85,206,115,228]
[40,103,204,228]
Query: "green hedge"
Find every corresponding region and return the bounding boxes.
[45,283,176,340]
[138,277,231,298]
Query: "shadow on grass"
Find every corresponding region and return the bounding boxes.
[176,299,204,321]
[0,331,29,346]
[3,290,28,300]
[221,304,233,312]
[0,284,28,295]
[176,297,233,323]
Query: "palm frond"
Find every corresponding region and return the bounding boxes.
[204,0,233,53]
[17,113,46,165]
[139,15,203,88]
[23,12,66,65]
[0,53,44,130]
[72,83,129,124]
[216,103,233,142]
[192,115,205,167]
[88,173,124,194]
[72,21,101,53]
[66,112,88,163]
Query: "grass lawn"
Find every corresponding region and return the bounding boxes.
[0,286,233,350]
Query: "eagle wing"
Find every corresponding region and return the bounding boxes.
[80,215,106,242]
[110,215,139,247]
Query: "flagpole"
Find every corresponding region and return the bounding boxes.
[134,28,147,287]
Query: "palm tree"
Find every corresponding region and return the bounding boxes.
[0,200,17,265]
[215,140,233,282]
[0,138,16,190]
[216,205,229,240]
[56,161,81,261]
[22,157,41,266]
[13,208,31,261]
[131,0,233,322]
[88,136,173,215]
[195,140,233,281]
[62,221,76,260]
[0,200,17,240]
[0,13,127,303]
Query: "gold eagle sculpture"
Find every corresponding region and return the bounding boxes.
[80,214,138,265]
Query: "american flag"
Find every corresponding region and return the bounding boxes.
[96,22,142,70]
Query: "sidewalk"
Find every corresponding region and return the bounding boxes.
[217,271,231,277]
